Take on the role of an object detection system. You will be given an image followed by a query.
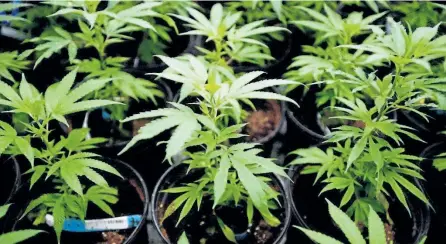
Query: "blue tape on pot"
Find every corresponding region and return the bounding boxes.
[45,214,142,233]
[102,108,112,120]
[0,0,20,25]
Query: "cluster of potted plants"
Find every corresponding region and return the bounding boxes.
[0,1,445,244]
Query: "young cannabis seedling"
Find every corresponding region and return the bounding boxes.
[290,75,430,225]
[0,69,123,242]
[172,3,289,67]
[121,56,297,241]
[25,1,169,121]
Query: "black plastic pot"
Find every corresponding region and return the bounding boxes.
[3,157,149,244]
[232,25,298,79]
[0,157,21,205]
[149,163,292,244]
[419,142,446,241]
[286,86,398,145]
[400,109,446,137]
[286,165,430,244]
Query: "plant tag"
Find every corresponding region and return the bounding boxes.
[45,214,142,232]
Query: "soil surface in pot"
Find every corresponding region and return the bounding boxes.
[8,166,146,244]
[245,100,282,143]
[289,169,428,244]
[155,169,287,244]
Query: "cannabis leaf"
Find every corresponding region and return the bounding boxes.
[296,200,386,244]
[0,204,41,244]
[45,153,121,195]
[0,51,30,82]
[341,18,446,72]
[293,4,386,44]
[27,27,77,68]
[119,103,218,159]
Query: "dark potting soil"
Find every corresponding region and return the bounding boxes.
[288,168,429,244]
[153,167,288,244]
[5,161,147,244]
[157,200,286,244]
[245,100,282,143]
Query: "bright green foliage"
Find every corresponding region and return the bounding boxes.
[122,56,296,241]
[392,1,446,29]
[0,204,42,244]
[342,18,446,74]
[120,56,297,157]
[285,5,386,108]
[290,82,430,224]
[0,71,122,243]
[293,4,386,45]
[172,3,289,66]
[296,200,387,244]
[0,51,30,82]
[0,69,118,124]
[24,1,168,122]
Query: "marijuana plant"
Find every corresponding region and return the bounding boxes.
[285,5,387,116]
[0,204,42,244]
[24,1,169,121]
[296,200,390,244]
[120,56,297,241]
[342,19,446,109]
[290,70,431,225]
[0,69,122,242]
[172,3,289,68]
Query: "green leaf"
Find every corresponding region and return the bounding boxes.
[0,230,42,244]
[368,206,386,244]
[347,136,367,169]
[216,217,236,243]
[0,204,11,219]
[30,165,46,189]
[340,184,355,208]
[178,232,189,244]
[296,226,343,244]
[61,165,83,195]
[327,200,365,244]
[387,176,409,214]
[53,197,65,244]
[162,192,189,223]
[231,157,280,227]
[213,154,230,207]
[14,137,34,167]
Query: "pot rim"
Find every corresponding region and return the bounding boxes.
[287,102,398,143]
[1,156,21,205]
[150,162,292,244]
